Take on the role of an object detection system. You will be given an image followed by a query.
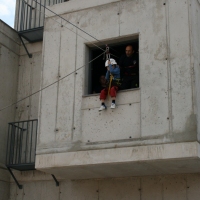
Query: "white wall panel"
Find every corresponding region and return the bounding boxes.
[169,0,193,135]
[55,13,77,143]
[82,103,140,143]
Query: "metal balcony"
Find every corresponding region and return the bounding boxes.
[17,0,68,42]
[6,119,38,171]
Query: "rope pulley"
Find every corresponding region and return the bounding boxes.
[104,45,111,60]
[106,45,110,60]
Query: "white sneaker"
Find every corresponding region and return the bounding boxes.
[99,105,107,111]
[110,103,116,109]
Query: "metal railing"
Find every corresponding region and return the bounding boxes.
[6,119,38,171]
[17,0,67,32]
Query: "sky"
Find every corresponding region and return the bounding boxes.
[0,0,16,28]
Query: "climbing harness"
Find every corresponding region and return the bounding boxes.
[108,75,121,94]
[112,78,121,86]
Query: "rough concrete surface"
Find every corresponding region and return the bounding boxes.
[35,142,200,179]
[37,0,200,156]
[0,20,19,200]
[1,0,200,199]
[8,173,200,200]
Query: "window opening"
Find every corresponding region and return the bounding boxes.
[86,38,139,95]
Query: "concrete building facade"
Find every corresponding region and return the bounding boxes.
[0,20,20,200]
[0,0,200,199]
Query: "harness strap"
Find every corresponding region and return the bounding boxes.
[108,74,113,94]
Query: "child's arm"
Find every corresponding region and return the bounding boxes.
[109,64,120,75]
[105,70,110,81]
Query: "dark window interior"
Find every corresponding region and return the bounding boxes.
[87,39,139,94]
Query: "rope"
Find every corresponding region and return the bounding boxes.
[108,74,113,95]
[31,0,120,56]
[0,0,122,112]
[0,51,105,112]
[21,0,119,59]
[32,0,114,49]
[44,11,118,59]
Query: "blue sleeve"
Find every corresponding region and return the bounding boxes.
[109,64,120,75]
[105,71,110,81]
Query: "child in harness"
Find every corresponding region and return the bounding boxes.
[99,58,121,111]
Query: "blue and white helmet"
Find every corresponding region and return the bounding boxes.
[105,58,117,67]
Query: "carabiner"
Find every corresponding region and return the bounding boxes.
[105,45,110,60]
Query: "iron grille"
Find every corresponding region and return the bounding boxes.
[17,0,68,42]
[17,0,67,31]
[6,119,38,171]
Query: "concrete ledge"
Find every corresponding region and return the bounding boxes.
[36,142,200,179]
[82,89,140,110]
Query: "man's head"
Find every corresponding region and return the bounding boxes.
[125,45,134,57]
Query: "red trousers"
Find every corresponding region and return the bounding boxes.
[100,86,118,100]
